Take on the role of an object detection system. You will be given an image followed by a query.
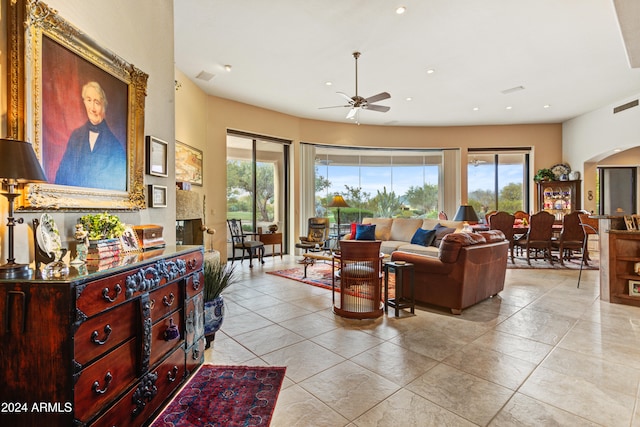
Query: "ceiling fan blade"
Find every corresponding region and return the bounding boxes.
[318,104,351,110]
[346,107,359,119]
[365,92,390,104]
[364,104,390,113]
[336,92,354,103]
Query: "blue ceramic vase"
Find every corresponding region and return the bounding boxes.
[204,296,225,342]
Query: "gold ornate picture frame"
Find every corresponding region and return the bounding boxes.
[8,0,148,210]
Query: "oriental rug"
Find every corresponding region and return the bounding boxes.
[150,365,286,427]
[267,263,396,299]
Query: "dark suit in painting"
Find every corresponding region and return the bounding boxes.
[55,120,126,191]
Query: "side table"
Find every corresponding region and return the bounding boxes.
[259,232,283,258]
[384,261,415,317]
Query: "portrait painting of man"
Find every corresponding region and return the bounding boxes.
[41,36,128,192]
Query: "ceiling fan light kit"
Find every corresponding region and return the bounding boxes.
[319,51,391,124]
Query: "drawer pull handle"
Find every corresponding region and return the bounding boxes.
[192,277,201,291]
[149,299,156,310]
[163,318,180,341]
[162,293,175,307]
[187,258,197,270]
[91,324,112,345]
[102,284,122,303]
[167,365,179,382]
[92,371,113,395]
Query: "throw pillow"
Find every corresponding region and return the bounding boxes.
[432,223,456,247]
[350,222,359,237]
[355,224,376,240]
[410,228,436,246]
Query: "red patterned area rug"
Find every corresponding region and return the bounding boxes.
[267,263,395,299]
[150,365,286,427]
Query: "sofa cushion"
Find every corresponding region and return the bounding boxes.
[355,224,376,240]
[411,228,436,246]
[478,230,505,243]
[432,223,456,247]
[439,232,487,263]
[363,218,393,241]
[395,243,440,257]
[380,241,406,254]
[423,218,464,232]
[390,218,423,241]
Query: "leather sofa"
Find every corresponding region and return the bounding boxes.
[346,217,464,256]
[390,230,509,314]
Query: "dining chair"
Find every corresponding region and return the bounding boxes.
[551,211,584,265]
[514,210,555,265]
[485,210,497,224]
[577,214,599,288]
[489,211,516,263]
[332,240,383,319]
[513,210,530,223]
[227,219,265,268]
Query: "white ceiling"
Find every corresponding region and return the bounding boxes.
[174,0,640,127]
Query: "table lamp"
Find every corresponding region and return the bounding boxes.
[453,205,479,233]
[328,194,349,238]
[0,138,48,278]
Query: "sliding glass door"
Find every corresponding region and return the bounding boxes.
[226,132,290,259]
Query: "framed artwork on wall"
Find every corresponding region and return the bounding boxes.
[629,279,640,297]
[146,136,169,177]
[7,0,148,210]
[175,141,203,186]
[148,185,168,208]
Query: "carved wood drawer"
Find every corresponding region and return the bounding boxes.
[185,270,203,299]
[76,271,130,318]
[90,346,186,427]
[149,281,182,322]
[186,336,206,376]
[182,250,204,275]
[74,300,137,366]
[74,338,137,423]
[150,310,184,367]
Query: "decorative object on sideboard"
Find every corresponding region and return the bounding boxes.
[200,225,216,252]
[0,138,48,278]
[629,280,640,297]
[36,213,69,279]
[453,204,480,233]
[79,212,126,260]
[268,224,279,233]
[70,223,89,265]
[133,225,166,250]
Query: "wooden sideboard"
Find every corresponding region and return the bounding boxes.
[0,246,205,426]
[607,230,640,307]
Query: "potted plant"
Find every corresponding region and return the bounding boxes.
[79,212,125,241]
[203,260,237,348]
[534,168,555,182]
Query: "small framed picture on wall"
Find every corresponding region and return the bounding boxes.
[148,185,167,208]
[629,280,640,297]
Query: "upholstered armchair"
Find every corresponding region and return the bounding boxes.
[295,217,330,252]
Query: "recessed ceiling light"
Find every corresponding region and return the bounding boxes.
[396,6,406,14]
[426,68,435,74]
[473,107,479,111]
[506,106,512,110]
[614,148,622,152]
[325,81,332,86]
[543,104,551,109]
[224,64,232,72]
[406,97,412,101]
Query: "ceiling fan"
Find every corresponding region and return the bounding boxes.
[320,52,391,123]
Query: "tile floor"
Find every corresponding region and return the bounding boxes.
[204,255,640,426]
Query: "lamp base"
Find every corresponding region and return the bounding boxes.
[0,262,33,279]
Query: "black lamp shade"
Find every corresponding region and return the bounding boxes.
[453,205,479,222]
[0,138,48,183]
[328,194,349,208]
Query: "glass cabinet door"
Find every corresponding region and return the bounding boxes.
[538,180,581,220]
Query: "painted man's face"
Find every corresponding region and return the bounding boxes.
[83,86,105,125]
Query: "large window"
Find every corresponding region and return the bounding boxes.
[313,146,444,225]
[467,150,530,222]
[226,131,290,258]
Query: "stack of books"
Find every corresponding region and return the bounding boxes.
[87,239,121,260]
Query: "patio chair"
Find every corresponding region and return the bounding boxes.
[227,219,264,268]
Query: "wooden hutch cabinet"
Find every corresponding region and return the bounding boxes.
[0,246,205,427]
[537,180,581,221]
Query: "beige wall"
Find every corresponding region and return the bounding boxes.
[175,83,563,259]
[0,0,176,263]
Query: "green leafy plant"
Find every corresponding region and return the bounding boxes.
[534,168,555,182]
[79,212,125,240]
[203,261,237,302]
